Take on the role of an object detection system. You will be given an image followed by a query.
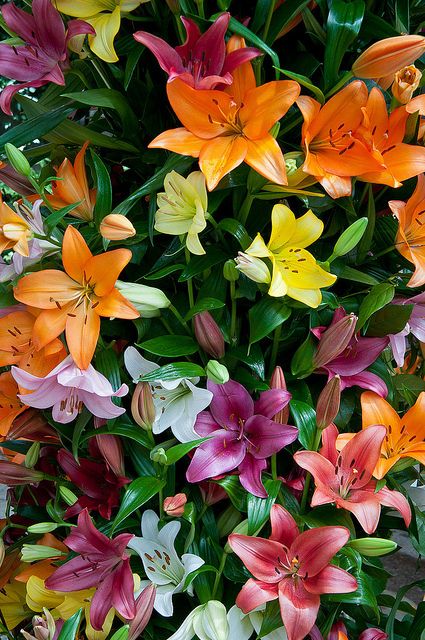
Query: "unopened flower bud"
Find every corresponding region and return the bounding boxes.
[313,314,357,369]
[100,214,136,241]
[270,366,290,424]
[316,376,341,430]
[21,544,65,563]
[4,143,31,177]
[223,259,239,282]
[199,481,227,506]
[59,486,78,506]
[0,461,43,486]
[25,442,40,469]
[27,523,58,534]
[131,382,155,431]
[116,280,170,318]
[21,609,57,640]
[392,64,422,104]
[150,447,167,464]
[352,35,425,80]
[217,505,243,538]
[349,537,397,556]
[201,601,229,640]
[206,360,229,384]
[0,538,4,567]
[163,493,187,517]
[193,311,225,359]
[359,629,388,640]
[331,218,368,259]
[127,584,156,640]
[234,252,271,284]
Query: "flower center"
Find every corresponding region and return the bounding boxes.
[207,98,244,135]
[143,546,183,585]
[383,423,416,458]
[336,454,366,499]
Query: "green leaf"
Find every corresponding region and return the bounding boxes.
[394,374,425,405]
[165,438,209,465]
[227,17,280,68]
[249,298,291,344]
[179,248,228,281]
[247,479,281,535]
[184,297,225,321]
[62,89,139,140]
[44,201,84,230]
[356,283,395,331]
[217,218,251,249]
[0,107,73,152]
[291,334,315,378]
[217,475,247,511]
[258,601,282,637]
[95,348,122,392]
[265,0,311,44]
[290,400,316,450]
[91,150,112,225]
[83,421,152,449]
[57,609,82,640]
[357,184,376,263]
[183,564,218,591]
[366,303,413,337]
[112,476,166,530]
[406,602,425,640]
[332,263,379,286]
[140,362,205,381]
[144,264,185,280]
[324,0,365,87]
[72,410,92,462]
[138,335,198,357]
[327,569,378,616]
[275,67,325,103]
[109,626,129,640]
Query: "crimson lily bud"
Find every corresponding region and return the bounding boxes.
[328,621,348,640]
[163,493,187,517]
[0,461,43,485]
[193,311,225,359]
[94,419,125,477]
[313,314,357,369]
[199,481,227,506]
[131,382,155,431]
[316,376,341,430]
[127,584,156,640]
[270,366,290,424]
[99,214,136,241]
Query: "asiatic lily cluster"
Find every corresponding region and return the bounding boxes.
[0,2,424,640]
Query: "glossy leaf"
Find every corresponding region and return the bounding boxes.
[138,335,198,357]
[112,476,166,530]
[249,298,291,344]
[184,297,226,321]
[366,303,413,337]
[91,150,113,225]
[57,609,82,640]
[289,399,316,450]
[357,283,395,331]
[140,362,205,381]
[324,0,365,87]
[247,479,281,535]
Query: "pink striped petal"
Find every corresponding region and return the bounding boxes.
[111,558,136,621]
[228,534,285,583]
[278,578,320,640]
[339,425,386,488]
[238,454,267,497]
[293,451,337,490]
[236,578,278,613]
[290,527,350,577]
[304,565,357,594]
[269,504,299,548]
[254,388,291,419]
[377,486,411,527]
[339,492,381,534]
[186,430,245,483]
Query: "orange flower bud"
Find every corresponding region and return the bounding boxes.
[193,311,225,359]
[316,375,341,430]
[163,493,187,517]
[352,35,425,82]
[392,65,422,104]
[99,214,136,241]
[270,366,290,424]
[131,382,155,431]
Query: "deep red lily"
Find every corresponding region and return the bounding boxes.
[45,509,135,630]
[228,504,357,640]
[294,424,411,534]
[134,12,260,89]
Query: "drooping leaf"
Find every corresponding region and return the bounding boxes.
[249,298,291,344]
[112,476,166,530]
[138,335,198,357]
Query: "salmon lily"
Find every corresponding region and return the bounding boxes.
[46,142,96,222]
[336,391,425,479]
[294,424,411,534]
[149,66,300,190]
[297,81,383,198]
[242,203,336,307]
[389,174,425,287]
[228,504,357,640]
[13,225,139,370]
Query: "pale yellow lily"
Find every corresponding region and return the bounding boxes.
[54,0,149,63]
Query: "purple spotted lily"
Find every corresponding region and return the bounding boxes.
[0,0,93,114]
[388,292,425,366]
[134,12,260,89]
[186,379,298,497]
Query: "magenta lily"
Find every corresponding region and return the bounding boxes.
[134,12,260,89]
[312,308,389,397]
[45,508,135,630]
[12,355,128,424]
[294,424,411,534]
[0,0,94,114]
[388,292,425,366]
[228,504,357,640]
[186,379,298,497]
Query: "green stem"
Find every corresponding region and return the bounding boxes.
[262,0,277,44]
[230,280,237,345]
[269,324,282,376]
[325,71,354,98]
[366,245,395,261]
[271,453,278,481]
[169,304,191,334]
[212,551,228,598]
[90,56,113,89]
[238,194,254,225]
[159,485,164,519]
[195,0,205,18]
[174,12,185,42]
[185,248,195,309]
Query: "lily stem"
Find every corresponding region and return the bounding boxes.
[269,324,282,376]
[271,453,278,481]
[185,248,195,309]
[238,193,254,226]
[230,280,237,345]
[90,56,113,90]
[262,0,277,45]
[169,304,191,335]
[212,551,228,598]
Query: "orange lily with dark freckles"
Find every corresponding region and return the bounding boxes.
[13,226,139,370]
[0,371,27,437]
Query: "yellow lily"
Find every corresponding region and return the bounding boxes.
[0,579,29,629]
[242,203,336,307]
[54,0,149,63]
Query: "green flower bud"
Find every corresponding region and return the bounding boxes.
[25,442,40,469]
[116,281,170,318]
[349,537,398,556]
[150,447,168,465]
[223,259,239,282]
[21,544,65,563]
[4,143,32,177]
[330,218,368,261]
[59,486,78,506]
[206,360,229,384]
[27,523,58,534]
[217,505,243,538]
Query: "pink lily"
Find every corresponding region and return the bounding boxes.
[310,622,387,640]
[134,12,260,89]
[228,504,357,640]
[312,308,389,397]
[294,424,411,534]
[0,0,94,114]
[388,292,425,366]
[12,355,128,424]
[186,379,297,497]
[45,508,135,630]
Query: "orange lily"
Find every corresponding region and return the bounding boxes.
[46,142,96,221]
[0,371,27,437]
[15,534,68,584]
[0,195,32,256]
[13,226,139,370]
[389,174,425,287]
[358,87,425,187]
[337,390,425,479]
[297,80,384,198]
[0,309,66,378]
[149,43,300,190]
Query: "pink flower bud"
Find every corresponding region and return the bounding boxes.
[329,621,348,640]
[0,461,43,485]
[358,630,388,640]
[316,376,341,430]
[94,419,125,477]
[163,493,187,517]
[199,481,227,506]
[127,584,156,640]
[193,311,225,359]
[270,366,290,424]
[313,314,357,369]
[131,382,155,431]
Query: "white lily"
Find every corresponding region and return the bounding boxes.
[227,605,287,640]
[128,510,204,617]
[124,347,213,442]
[167,601,229,640]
